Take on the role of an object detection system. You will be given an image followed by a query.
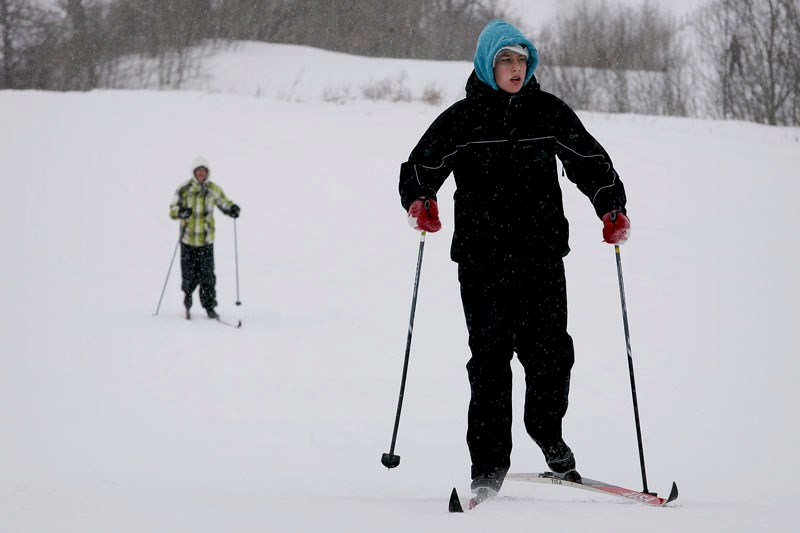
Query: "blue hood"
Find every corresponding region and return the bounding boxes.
[473,19,538,91]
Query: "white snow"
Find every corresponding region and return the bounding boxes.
[1,41,799,532]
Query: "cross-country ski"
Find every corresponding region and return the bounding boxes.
[449,473,676,512]
[505,472,678,507]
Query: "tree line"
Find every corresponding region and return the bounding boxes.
[2,0,799,126]
[212,0,509,60]
[695,0,800,126]
[536,1,690,117]
[0,0,514,91]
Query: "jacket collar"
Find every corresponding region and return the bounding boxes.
[465,70,540,103]
[189,177,210,192]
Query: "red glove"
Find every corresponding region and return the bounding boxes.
[407,197,442,233]
[602,211,630,244]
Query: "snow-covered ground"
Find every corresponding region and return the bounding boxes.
[1,42,799,532]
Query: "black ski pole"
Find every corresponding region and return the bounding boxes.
[234,218,241,306]
[612,242,652,495]
[154,237,180,316]
[382,232,427,469]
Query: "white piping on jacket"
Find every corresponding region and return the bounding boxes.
[412,135,618,206]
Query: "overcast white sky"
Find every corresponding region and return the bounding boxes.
[503,0,707,33]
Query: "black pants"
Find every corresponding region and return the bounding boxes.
[181,243,217,310]
[459,260,575,481]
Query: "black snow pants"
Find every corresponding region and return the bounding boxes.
[180,243,217,310]
[458,260,575,482]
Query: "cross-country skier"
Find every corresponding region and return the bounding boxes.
[398,19,631,499]
[169,156,240,320]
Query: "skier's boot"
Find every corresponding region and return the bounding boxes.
[542,439,582,482]
[185,307,191,320]
[468,487,496,509]
[470,466,507,495]
[206,308,219,319]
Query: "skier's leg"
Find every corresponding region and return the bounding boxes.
[515,261,577,473]
[180,243,200,309]
[198,244,217,312]
[459,265,515,493]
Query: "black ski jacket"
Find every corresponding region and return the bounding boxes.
[399,72,627,267]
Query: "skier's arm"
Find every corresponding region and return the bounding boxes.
[169,187,184,219]
[399,108,462,211]
[210,183,239,217]
[550,98,627,218]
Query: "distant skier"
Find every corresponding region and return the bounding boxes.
[170,156,240,319]
[728,34,744,76]
[399,19,630,499]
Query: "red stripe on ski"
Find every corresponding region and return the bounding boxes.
[505,472,678,507]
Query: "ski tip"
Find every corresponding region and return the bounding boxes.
[448,487,464,513]
[665,481,679,504]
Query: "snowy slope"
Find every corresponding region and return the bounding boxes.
[115,41,472,104]
[1,42,800,532]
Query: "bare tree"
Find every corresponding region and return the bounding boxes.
[784,0,800,123]
[213,0,293,42]
[56,0,100,90]
[696,0,799,125]
[220,0,516,60]
[96,0,213,89]
[537,0,688,116]
[0,0,10,86]
[0,0,41,88]
[0,0,64,89]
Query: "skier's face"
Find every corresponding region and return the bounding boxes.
[194,167,209,182]
[494,51,527,94]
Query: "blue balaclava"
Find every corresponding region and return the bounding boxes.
[473,19,539,91]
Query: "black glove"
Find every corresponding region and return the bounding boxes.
[178,207,192,219]
[229,204,240,218]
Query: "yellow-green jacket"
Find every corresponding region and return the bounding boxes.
[170,177,236,247]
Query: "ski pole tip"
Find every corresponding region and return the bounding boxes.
[448,487,464,513]
[381,453,401,469]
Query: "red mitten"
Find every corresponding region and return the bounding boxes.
[602,211,631,244]
[407,198,442,233]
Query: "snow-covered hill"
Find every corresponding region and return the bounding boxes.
[112,41,472,105]
[1,42,799,532]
